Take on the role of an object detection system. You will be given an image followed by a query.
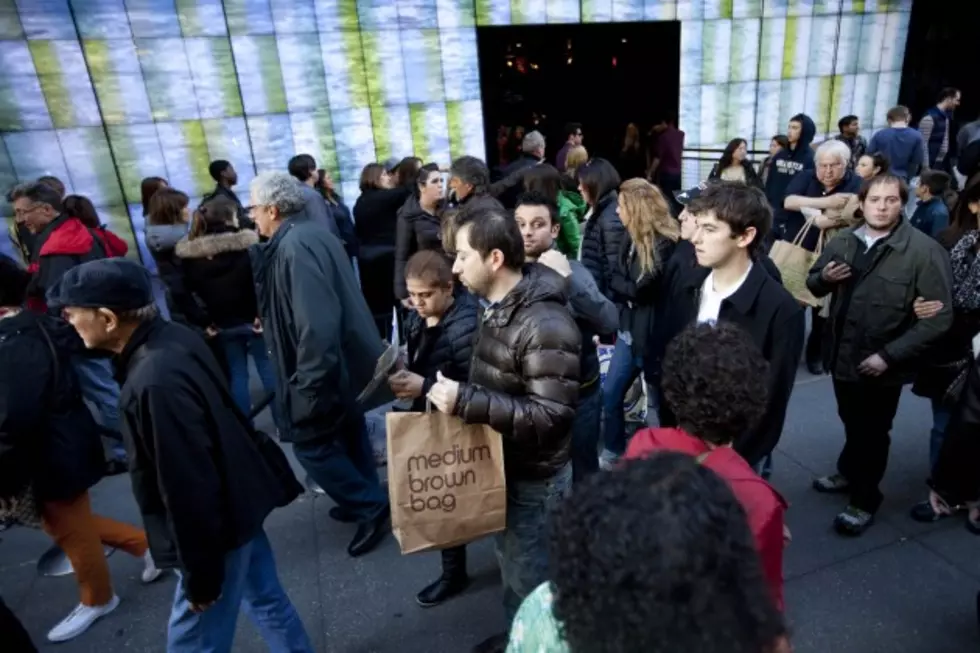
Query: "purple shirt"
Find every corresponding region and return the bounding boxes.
[655,127,685,175]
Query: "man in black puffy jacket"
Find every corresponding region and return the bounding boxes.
[428,206,581,653]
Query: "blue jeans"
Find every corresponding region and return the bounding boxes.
[930,398,952,469]
[217,328,278,424]
[291,411,388,523]
[571,386,602,481]
[167,530,313,653]
[72,355,126,462]
[602,337,643,455]
[496,463,571,623]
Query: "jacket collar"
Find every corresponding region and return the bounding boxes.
[682,257,768,316]
[175,228,258,259]
[851,217,911,254]
[115,316,167,381]
[483,264,566,328]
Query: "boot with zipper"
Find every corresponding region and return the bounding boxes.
[416,545,469,607]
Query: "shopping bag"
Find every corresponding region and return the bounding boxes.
[386,408,506,554]
[769,218,823,307]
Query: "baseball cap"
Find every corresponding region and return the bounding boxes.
[673,182,707,206]
[47,258,154,312]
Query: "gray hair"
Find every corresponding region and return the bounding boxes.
[8,181,63,212]
[815,139,851,168]
[250,171,305,215]
[522,130,545,154]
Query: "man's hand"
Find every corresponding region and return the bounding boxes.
[388,370,425,399]
[858,353,888,377]
[252,317,263,334]
[536,249,572,278]
[205,325,220,338]
[913,297,944,319]
[190,598,219,614]
[812,213,839,230]
[427,371,460,414]
[824,194,852,211]
[820,261,852,283]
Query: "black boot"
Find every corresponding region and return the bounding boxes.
[416,545,469,607]
[806,310,825,375]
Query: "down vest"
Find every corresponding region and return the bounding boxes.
[580,191,630,303]
[405,291,479,411]
[455,264,581,481]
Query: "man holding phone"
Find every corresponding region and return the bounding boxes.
[807,173,953,536]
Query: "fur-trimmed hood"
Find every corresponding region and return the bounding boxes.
[175,229,259,259]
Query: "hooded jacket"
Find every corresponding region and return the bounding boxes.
[175,226,260,329]
[625,427,787,611]
[394,194,445,300]
[454,264,581,481]
[146,223,208,326]
[764,113,816,215]
[25,214,106,313]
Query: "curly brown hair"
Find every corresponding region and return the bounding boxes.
[662,321,769,446]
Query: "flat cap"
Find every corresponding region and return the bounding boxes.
[47,258,154,312]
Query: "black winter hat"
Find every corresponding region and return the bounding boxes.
[47,258,153,312]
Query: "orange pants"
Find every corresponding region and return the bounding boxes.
[41,491,149,606]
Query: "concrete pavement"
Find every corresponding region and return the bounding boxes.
[2,370,979,652]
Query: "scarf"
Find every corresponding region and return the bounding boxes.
[950,230,980,310]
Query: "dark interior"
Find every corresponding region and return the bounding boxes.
[476,21,681,171]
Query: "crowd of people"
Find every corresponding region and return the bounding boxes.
[1,84,980,653]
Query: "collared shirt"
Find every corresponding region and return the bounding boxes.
[697,262,754,324]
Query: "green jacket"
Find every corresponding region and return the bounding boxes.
[806,219,953,384]
[556,190,586,257]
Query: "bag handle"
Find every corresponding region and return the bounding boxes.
[790,217,817,247]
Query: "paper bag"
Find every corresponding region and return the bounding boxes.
[769,219,823,307]
[386,410,506,554]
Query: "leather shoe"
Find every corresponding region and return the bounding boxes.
[329,507,358,523]
[417,546,469,607]
[805,357,824,375]
[347,505,389,557]
[472,632,508,653]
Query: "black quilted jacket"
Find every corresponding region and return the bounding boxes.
[580,190,630,304]
[455,264,581,481]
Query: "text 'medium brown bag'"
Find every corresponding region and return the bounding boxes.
[386,409,506,554]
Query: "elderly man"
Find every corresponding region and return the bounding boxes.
[490,131,547,209]
[780,139,862,375]
[248,171,390,557]
[449,155,505,215]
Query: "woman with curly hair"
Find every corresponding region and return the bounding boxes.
[600,178,680,468]
[626,321,788,609]
[506,451,789,653]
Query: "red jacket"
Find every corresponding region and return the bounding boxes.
[25,216,108,312]
[625,427,787,611]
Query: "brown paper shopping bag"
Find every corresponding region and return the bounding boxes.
[386,410,507,554]
[769,219,824,307]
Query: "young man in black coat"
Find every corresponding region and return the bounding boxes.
[655,181,805,469]
[49,258,312,653]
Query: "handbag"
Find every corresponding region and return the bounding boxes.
[0,319,61,529]
[768,219,824,307]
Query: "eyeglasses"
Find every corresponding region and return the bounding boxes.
[13,203,46,218]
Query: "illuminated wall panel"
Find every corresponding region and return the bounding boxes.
[0,0,910,263]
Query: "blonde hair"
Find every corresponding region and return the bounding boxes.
[622,123,640,152]
[618,179,680,276]
[566,145,588,178]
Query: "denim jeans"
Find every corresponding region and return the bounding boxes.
[166,530,313,653]
[602,337,643,456]
[571,386,602,481]
[496,463,571,623]
[72,355,126,462]
[217,327,278,423]
[291,411,388,523]
[929,398,952,469]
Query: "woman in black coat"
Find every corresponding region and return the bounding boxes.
[353,163,413,338]
[175,197,276,422]
[394,163,446,302]
[708,138,764,189]
[578,158,630,305]
[387,251,479,608]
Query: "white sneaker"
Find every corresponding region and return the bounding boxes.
[141,550,163,584]
[47,595,120,642]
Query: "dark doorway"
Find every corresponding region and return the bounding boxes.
[476,21,681,175]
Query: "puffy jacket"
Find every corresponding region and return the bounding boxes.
[608,237,678,361]
[0,312,104,502]
[394,195,445,300]
[174,226,260,329]
[555,190,585,257]
[807,219,953,384]
[25,214,106,313]
[580,191,629,302]
[250,211,384,443]
[454,264,581,481]
[626,427,787,611]
[404,291,479,411]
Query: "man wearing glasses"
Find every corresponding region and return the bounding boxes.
[9,182,105,313]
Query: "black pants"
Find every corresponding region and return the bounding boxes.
[0,597,35,652]
[807,308,826,364]
[833,379,903,514]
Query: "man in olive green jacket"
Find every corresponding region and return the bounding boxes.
[805,173,952,537]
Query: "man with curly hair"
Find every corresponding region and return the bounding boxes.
[506,452,790,653]
[626,321,788,610]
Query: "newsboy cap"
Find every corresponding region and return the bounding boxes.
[47,258,154,312]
